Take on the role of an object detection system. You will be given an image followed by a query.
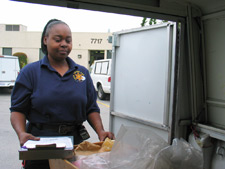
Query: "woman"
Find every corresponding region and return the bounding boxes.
[10,19,114,169]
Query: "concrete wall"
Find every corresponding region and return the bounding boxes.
[0,24,112,69]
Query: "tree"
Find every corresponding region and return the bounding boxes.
[149,18,157,25]
[13,52,28,69]
[141,17,148,27]
[141,17,167,27]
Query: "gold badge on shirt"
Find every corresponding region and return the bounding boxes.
[73,71,86,82]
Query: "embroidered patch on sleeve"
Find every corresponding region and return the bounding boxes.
[73,71,86,82]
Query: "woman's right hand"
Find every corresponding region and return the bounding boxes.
[10,112,40,147]
[18,132,40,147]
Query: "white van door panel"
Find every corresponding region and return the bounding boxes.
[110,23,177,142]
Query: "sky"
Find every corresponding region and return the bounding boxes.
[0,0,144,33]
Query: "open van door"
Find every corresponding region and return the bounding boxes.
[109,22,177,142]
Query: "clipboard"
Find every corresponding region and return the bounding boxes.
[19,136,74,160]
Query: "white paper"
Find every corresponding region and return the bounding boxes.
[22,136,73,150]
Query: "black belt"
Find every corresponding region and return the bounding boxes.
[31,123,81,134]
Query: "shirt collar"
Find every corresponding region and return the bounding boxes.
[40,55,78,70]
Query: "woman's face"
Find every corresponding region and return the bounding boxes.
[44,23,72,61]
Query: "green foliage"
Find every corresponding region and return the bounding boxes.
[141,18,168,27]
[13,52,28,69]
[141,17,148,27]
[149,18,157,25]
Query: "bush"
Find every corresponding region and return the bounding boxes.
[13,52,28,69]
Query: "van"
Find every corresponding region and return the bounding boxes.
[90,59,111,100]
[0,55,20,88]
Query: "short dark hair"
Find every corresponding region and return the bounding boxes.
[41,19,69,55]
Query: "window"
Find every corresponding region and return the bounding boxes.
[5,25,20,31]
[101,62,109,74]
[107,50,112,59]
[95,62,102,74]
[3,48,12,55]
[95,61,109,75]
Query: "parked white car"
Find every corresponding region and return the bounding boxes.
[90,59,111,100]
[0,55,20,88]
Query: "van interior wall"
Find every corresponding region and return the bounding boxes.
[172,6,225,168]
[170,5,204,141]
[172,21,192,141]
[186,12,206,126]
[190,7,225,169]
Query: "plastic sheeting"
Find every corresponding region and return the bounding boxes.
[77,125,203,169]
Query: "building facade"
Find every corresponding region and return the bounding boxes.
[0,24,112,68]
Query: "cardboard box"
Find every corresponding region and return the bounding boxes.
[49,159,78,169]
[49,141,106,169]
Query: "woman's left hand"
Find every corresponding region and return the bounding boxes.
[98,130,115,141]
[87,112,115,141]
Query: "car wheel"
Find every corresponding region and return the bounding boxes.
[97,84,106,100]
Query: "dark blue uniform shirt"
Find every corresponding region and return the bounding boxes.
[10,56,100,124]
